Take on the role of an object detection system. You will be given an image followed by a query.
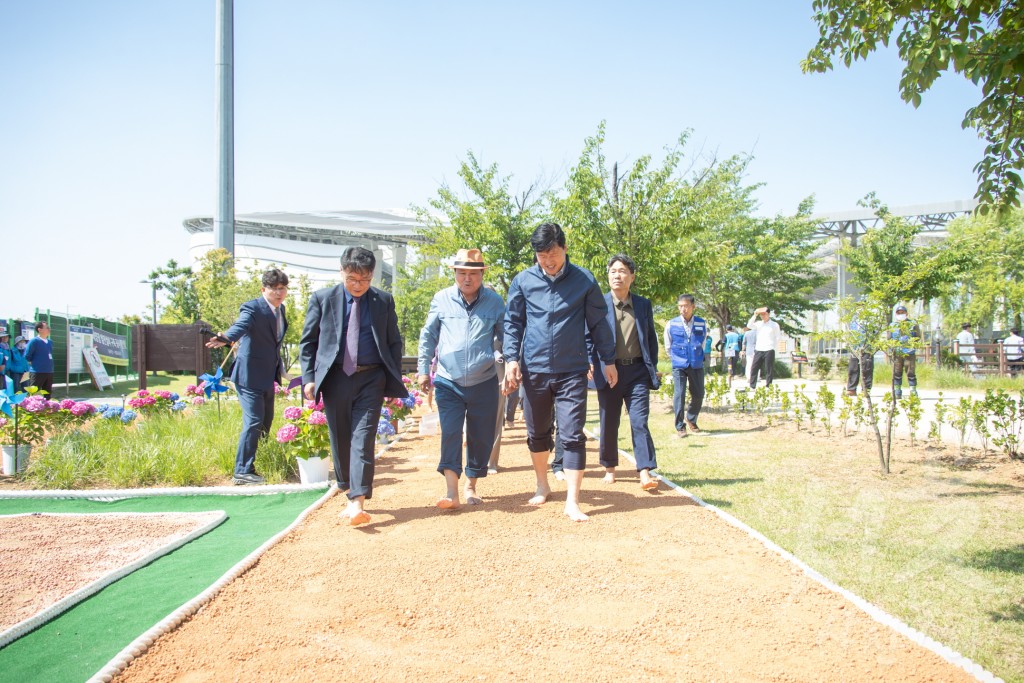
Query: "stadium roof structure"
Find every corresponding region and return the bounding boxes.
[183,210,429,246]
[183,210,430,287]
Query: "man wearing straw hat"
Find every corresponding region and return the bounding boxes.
[418,248,505,509]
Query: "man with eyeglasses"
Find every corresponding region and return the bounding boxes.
[206,268,291,485]
[300,247,408,526]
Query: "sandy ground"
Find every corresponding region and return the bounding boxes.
[114,423,976,683]
[0,512,222,633]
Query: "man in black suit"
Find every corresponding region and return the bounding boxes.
[207,268,290,485]
[300,247,408,526]
[589,254,660,491]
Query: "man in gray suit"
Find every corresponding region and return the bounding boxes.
[300,247,408,526]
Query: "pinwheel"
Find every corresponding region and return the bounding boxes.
[1,377,27,447]
[198,367,229,417]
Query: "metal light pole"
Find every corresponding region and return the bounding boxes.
[140,280,158,324]
[214,0,235,255]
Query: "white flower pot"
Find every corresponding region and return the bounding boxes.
[419,412,439,436]
[296,455,329,485]
[2,444,31,475]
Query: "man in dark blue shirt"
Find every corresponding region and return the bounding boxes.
[503,223,617,522]
[24,321,54,397]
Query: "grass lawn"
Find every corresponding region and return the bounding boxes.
[591,397,1024,683]
[62,372,197,401]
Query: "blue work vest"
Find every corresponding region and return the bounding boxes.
[668,316,706,369]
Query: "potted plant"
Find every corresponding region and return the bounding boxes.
[1,387,49,475]
[275,397,331,484]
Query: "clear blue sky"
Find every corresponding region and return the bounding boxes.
[0,1,984,320]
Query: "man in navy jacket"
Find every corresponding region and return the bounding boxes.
[207,268,290,485]
[503,223,617,522]
[589,254,660,490]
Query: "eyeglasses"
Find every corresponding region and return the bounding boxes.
[345,275,373,285]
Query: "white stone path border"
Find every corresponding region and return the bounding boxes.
[586,428,1004,683]
[0,511,227,650]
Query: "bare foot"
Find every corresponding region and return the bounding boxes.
[527,487,550,506]
[342,510,371,526]
[464,491,483,505]
[641,478,659,491]
[564,504,589,522]
[436,497,460,510]
[602,470,616,484]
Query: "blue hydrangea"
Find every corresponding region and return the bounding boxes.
[402,397,416,409]
[377,419,396,436]
[171,401,187,412]
[121,410,137,423]
[169,392,180,401]
[380,407,392,420]
[102,406,123,419]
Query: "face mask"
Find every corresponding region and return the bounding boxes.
[895,314,907,322]
[16,343,26,350]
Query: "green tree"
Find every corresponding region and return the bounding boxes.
[802,0,1024,211]
[693,196,830,341]
[400,153,546,351]
[552,122,750,303]
[941,208,1024,332]
[146,259,200,323]
[412,151,547,298]
[193,249,249,332]
[842,195,976,313]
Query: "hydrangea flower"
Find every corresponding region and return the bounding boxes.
[377,419,396,436]
[169,392,180,401]
[154,390,173,400]
[192,396,206,406]
[47,400,61,412]
[380,407,392,420]
[283,406,303,420]
[307,410,327,425]
[136,390,150,398]
[276,423,300,443]
[304,398,325,411]
[171,401,187,412]
[60,399,76,410]
[70,402,93,417]
[20,396,49,413]
[121,410,137,423]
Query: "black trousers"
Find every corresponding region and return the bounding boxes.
[749,350,775,388]
[321,365,386,500]
[29,372,53,397]
[847,352,873,392]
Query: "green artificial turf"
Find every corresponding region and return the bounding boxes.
[0,490,325,682]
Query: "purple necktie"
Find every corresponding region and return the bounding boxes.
[343,297,359,375]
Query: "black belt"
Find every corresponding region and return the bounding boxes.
[355,364,382,373]
[616,357,644,366]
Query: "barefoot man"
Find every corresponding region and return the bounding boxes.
[299,247,408,526]
[590,254,661,490]
[417,248,505,509]
[503,223,617,522]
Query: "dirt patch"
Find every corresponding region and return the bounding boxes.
[115,424,977,682]
[0,512,222,633]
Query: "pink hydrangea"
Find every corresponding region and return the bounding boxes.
[307,410,327,425]
[60,399,77,410]
[154,390,173,399]
[276,423,300,443]
[47,400,61,412]
[192,396,206,406]
[305,398,324,411]
[136,390,150,398]
[0,417,7,427]
[283,406,303,420]
[128,396,157,409]
[70,402,93,416]
[184,384,199,396]
[21,396,48,413]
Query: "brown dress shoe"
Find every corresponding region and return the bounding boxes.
[686,420,701,434]
[676,429,687,438]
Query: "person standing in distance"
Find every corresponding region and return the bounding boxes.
[747,307,781,389]
[24,322,54,397]
[300,247,408,526]
[664,295,707,437]
[206,268,290,485]
[590,254,660,490]
[417,249,504,509]
[503,222,617,522]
